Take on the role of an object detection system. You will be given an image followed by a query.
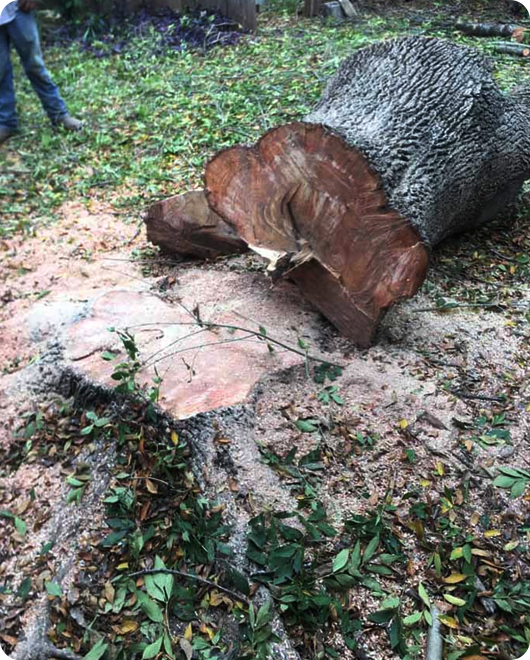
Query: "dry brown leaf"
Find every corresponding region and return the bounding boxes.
[145,478,158,494]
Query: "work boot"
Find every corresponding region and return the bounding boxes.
[0,126,15,145]
[55,114,83,131]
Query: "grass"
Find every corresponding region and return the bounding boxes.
[0,10,486,235]
[2,10,530,237]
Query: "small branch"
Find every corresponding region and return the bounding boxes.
[425,605,443,660]
[412,302,503,313]
[493,42,530,57]
[490,248,517,263]
[128,568,249,604]
[126,321,344,370]
[449,389,506,403]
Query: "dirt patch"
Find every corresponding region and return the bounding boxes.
[0,201,142,372]
[1,200,529,660]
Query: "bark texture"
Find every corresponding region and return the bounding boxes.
[494,42,530,57]
[146,190,248,259]
[205,37,530,346]
[306,37,530,246]
[456,20,525,41]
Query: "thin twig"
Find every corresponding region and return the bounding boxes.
[412,302,503,313]
[126,321,344,369]
[143,334,258,369]
[490,248,517,263]
[123,220,144,246]
[128,568,249,604]
[449,389,506,403]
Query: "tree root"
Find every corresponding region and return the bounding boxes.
[11,601,81,660]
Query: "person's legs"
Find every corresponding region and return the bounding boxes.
[8,10,68,123]
[0,23,18,132]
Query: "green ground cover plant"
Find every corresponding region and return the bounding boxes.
[2,7,529,237]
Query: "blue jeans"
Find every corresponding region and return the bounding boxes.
[0,10,68,129]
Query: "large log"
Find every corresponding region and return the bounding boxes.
[205,37,530,347]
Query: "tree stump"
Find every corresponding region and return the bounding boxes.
[205,37,530,346]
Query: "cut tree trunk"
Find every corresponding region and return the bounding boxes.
[205,37,530,347]
[145,190,247,259]
[455,20,525,42]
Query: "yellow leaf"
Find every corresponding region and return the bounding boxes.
[120,620,138,634]
[504,541,518,552]
[209,591,226,607]
[398,419,408,429]
[145,478,158,494]
[444,573,467,584]
[117,562,129,570]
[438,615,460,629]
[199,623,216,640]
[104,581,115,604]
[184,623,193,641]
[444,594,467,607]
[436,462,445,476]
[171,430,179,446]
[420,479,431,488]
[484,529,501,538]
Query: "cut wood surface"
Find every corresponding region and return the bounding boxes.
[456,20,525,41]
[145,190,248,259]
[206,124,428,345]
[205,37,530,346]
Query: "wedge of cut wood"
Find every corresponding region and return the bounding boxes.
[145,190,247,259]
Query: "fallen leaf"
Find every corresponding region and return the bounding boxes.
[120,620,138,634]
[484,529,501,538]
[439,615,459,629]
[145,478,158,494]
[180,638,193,660]
[444,574,467,584]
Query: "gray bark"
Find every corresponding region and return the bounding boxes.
[493,42,530,57]
[306,37,530,247]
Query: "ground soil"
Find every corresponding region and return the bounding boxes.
[1,4,530,654]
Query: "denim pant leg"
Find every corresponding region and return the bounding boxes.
[8,11,68,123]
[0,24,17,129]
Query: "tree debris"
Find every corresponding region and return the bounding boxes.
[145,190,248,259]
[493,41,530,57]
[455,19,526,41]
